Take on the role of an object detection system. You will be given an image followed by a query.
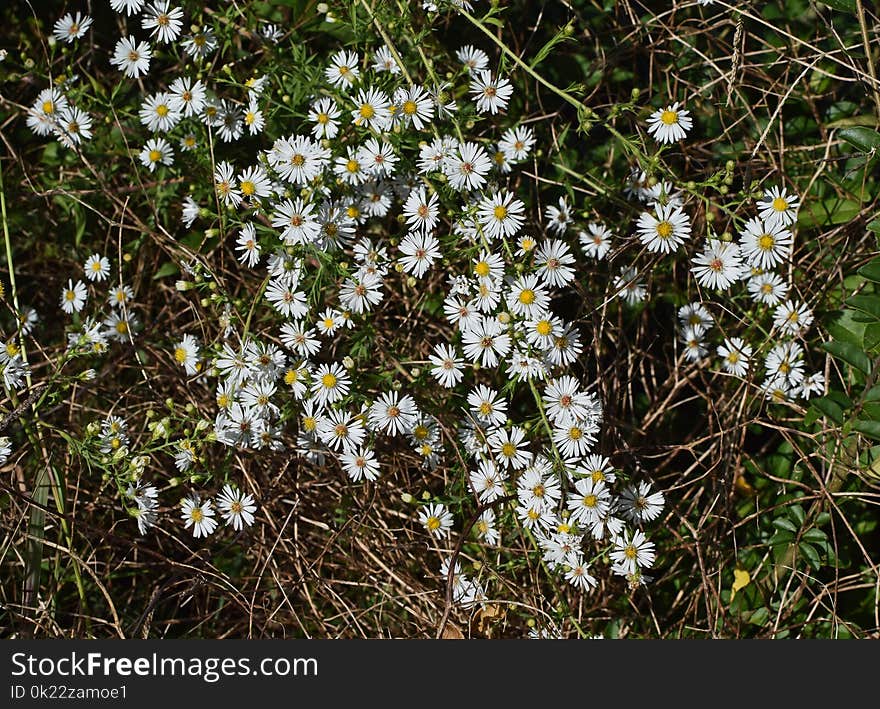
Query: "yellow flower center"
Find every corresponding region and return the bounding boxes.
[148,149,161,162]
[660,109,677,125]
[475,261,490,277]
[321,372,337,389]
[174,347,187,363]
[426,516,441,531]
[115,321,128,334]
[501,442,516,458]
[190,508,203,523]
[656,221,673,239]
[402,100,417,115]
[591,470,605,483]
[478,402,492,416]
[582,494,597,508]
[413,424,429,440]
[493,205,508,220]
[303,415,316,432]
[346,159,359,173]
[518,289,535,305]
[291,154,305,167]
[240,181,255,196]
[772,196,788,212]
[42,101,54,114]
[284,369,298,385]
[569,426,582,440]
[758,234,775,251]
[359,104,375,119]
[624,544,637,559]
[317,112,329,124]
[156,104,169,117]
[323,317,335,329]
[536,320,552,336]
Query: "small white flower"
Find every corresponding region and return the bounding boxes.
[646,102,693,144]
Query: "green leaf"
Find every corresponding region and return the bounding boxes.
[838,126,880,153]
[152,261,180,280]
[821,340,871,375]
[859,258,880,283]
[810,396,845,424]
[798,542,822,570]
[802,527,828,544]
[866,323,880,351]
[853,419,880,440]
[821,0,856,12]
[845,294,880,321]
[867,218,880,234]
[772,517,798,534]
[826,114,880,129]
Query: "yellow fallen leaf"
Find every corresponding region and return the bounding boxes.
[731,568,750,601]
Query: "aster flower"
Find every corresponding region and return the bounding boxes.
[637,203,691,254]
[646,102,693,144]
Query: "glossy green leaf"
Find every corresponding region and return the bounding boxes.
[853,419,880,440]
[821,340,871,375]
[838,126,880,152]
[859,258,880,282]
[845,294,880,320]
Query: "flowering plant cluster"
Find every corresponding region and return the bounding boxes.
[2,0,876,639]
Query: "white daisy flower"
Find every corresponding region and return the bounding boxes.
[168,76,207,117]
[139,137,174,172]
[456,44,489,73]
[141,1,184,44]
[579,223,613,260]
[610,529,656,574]
[398,232,442,278]
[429,343,465,388]
[235,224,261,267]
[418,502,453,538]
[535,239,576,287]
[717,337,752,377]
[478,190,525,240]
[180,495,217,538]
[325,49,360,89]
[443,141,492,191]
[110,36,151,79]
[739,217,793,270]
[139,91,181,133]
[614,266,646,305]
[506,274,549,319]
[773,299,813,336]
[53,12,93,44]
[60,279,87,314]
[351,87,391,130]
[646,101,693,144]
[691,240,742,291]
[368,391,419,436]
[467,384,508,427]
[498,125,535,162]
[181,26,217,59]
[469,70,513,114]
[83,253,110,282]
[340,447,382,482]
[747,271,789,306]
[311,362,351,407]
[637,203,691,254]
[372,44,401,73]
[309,97,341,139]
[217,484,257,531]
[757,185,800,228]
[173,334,200,375]
[393,85,434,130]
